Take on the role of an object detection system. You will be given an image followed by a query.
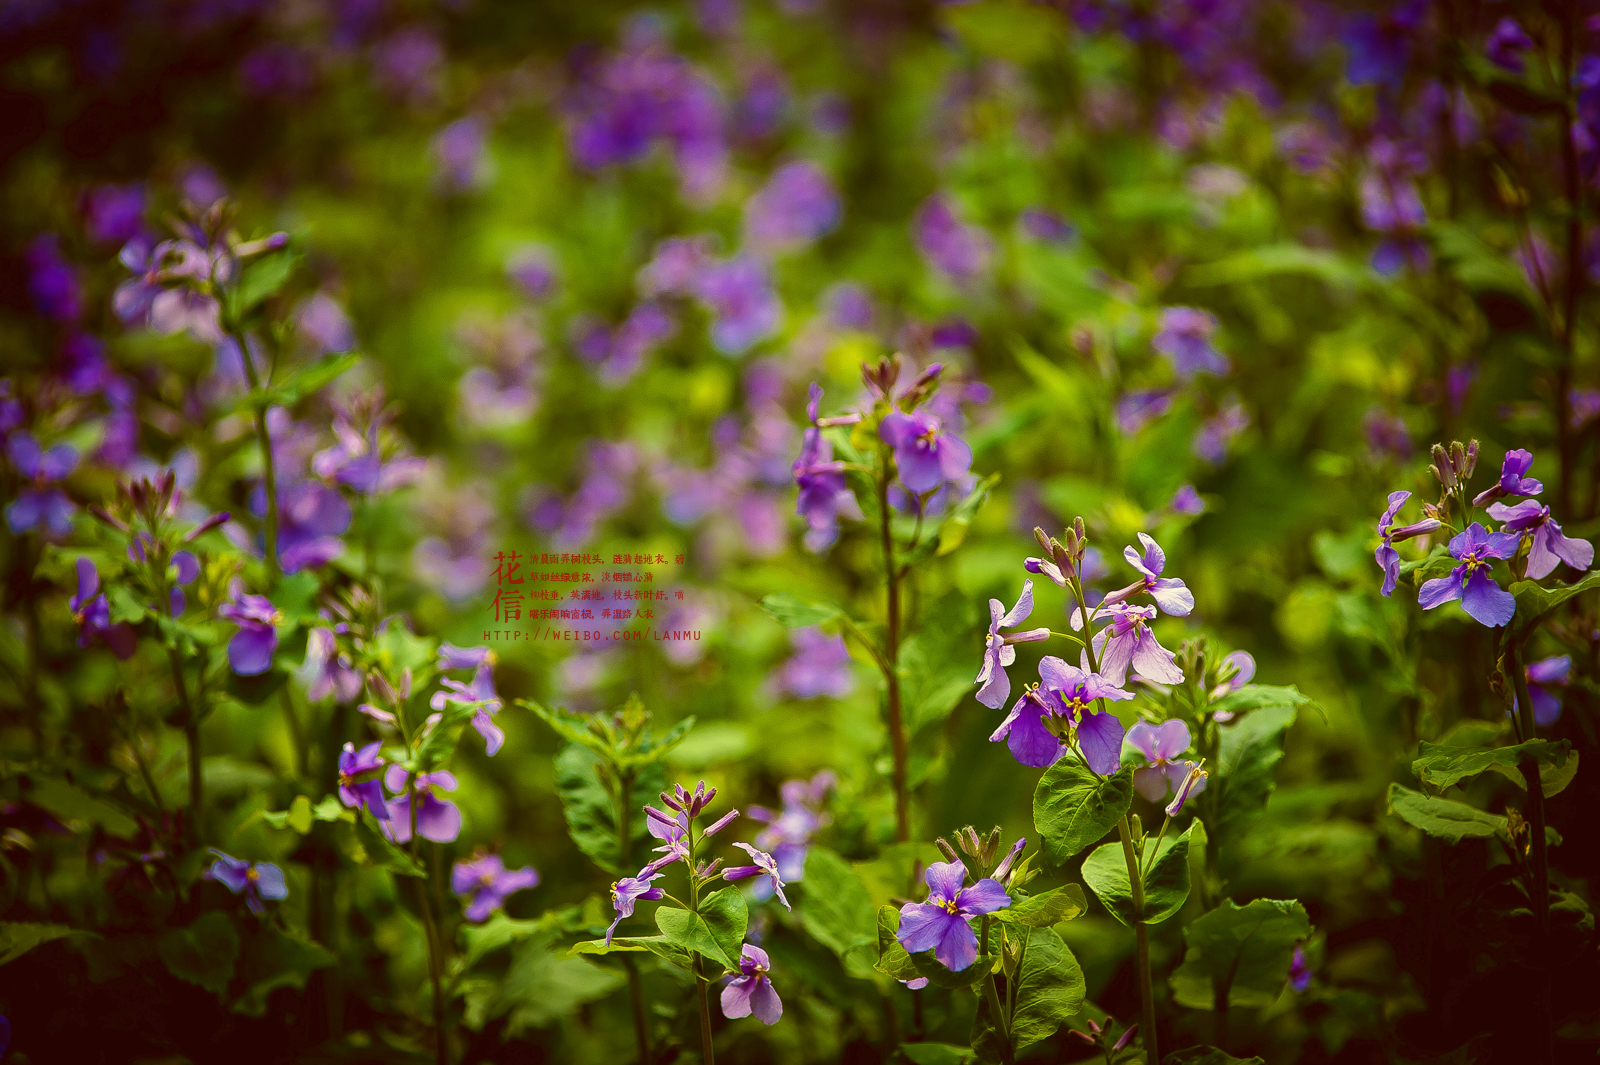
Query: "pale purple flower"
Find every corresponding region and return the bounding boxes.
[1472,448,1544,506]
[915,194,993,284]
[439,643,493,671]
[452,853,540,922]
[26,234,81,322]
[1116,390,1174,435]
[895,861,1010,972]
[433,115,491,192]
[1193,399,1250,465]
[776,627,855,699]
[646,805,692,868]
[1289,946,1312,991]
[380,767,462,843]
[1418,523,1522,627]
[880,409,973,494]
[822,282,873,330]
[304,628,363,702]
[1365,410,1413,460]
[296,292,356,355]
[1170,485,1206,515]
[1102,533,1194,616]
[1127,720,1205,803]
[430,662,505,755]
[792,384,860,552]
[6,432,77,536]
[974,579,1050,709]
[1153,307,1229,378]
[1165,762,1207,815]
[337,741,389,820]
[371,27,444,105]
[1487,18,1534,73]
[606,872,665,945]
[694,256,781,354]
[208,850,288,915]
[638,235,714,298]
[218,586,280,675]
[744,161,840,253]
[271,481,350,573]
[723,842,791,910]
[1077,603,1183,687]
[1375,489,1441,596]
[1487,500,1594,579]
[311,397,427,498]
[1020,207,1076,244]
[506,245,558,301]
[721,944,783,1024]
[1522,656,1571,726]
[68,558,137,659]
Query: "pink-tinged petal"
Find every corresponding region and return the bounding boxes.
[1459,568,1515,628]
[1527,656,1571,685]
[472,709,505,755]
[896,903,954,953]
[384,763,409,794]
[1129,630,1183,684]
[1132,765,1170,801]
[998,579,1035,629]
[956,878,1010,916]
[1147,578,1194,617]
[721,976,757,1018]
[1126,721,1162,760]
[749,979,783,1024]
[1148,719,1191,761]
[1547,524,1593,572]
[741,942,772,972]
[998,644,1017,667]
[426,771,459,792]
[417,798,462,842]
[1037,655,1087,692]
[923,860,968,902]
[975,649,1010,710]
[254,863,288,900]
[1135,532,1166,577]
[1076,710,1125,776]
[1007,627,1050,644]
[988,598,1006,629]
[1417,574,1463,610]
[934,916,979,972]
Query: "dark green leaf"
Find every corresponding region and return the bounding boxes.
[230,248,297,319]
[28,778,139,837]
[1163,1047,1265,1065]
[1033,761,1132,864]
[1386,783,1506,843]
[1010,926,1086,1047]
[994,883,1087,928]
[759,592,843,629]
[158,912,240,995]
[1214,699,1300,841]
[1413,739,1577,797]
[910,948,997,989]
[655,891,745,970]
[798,847,876,957]
[231,927,334,1016]
[347,815,424,877]
[1169,899,1310,1010]
[900,593,982,732]
[553,744,664,875]
[472,928,625,1035]
[413,693,483,771]
[1081,823,1193,926]
[899,1043,975,1065]
[225,666,289,707]
[1510,572,1600,634]
[0,922,79,966]
[934,472,1001,557]
[875,906,922,982]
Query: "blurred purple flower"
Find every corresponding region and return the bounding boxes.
[1375,489,1441,597]
[732,66,789,142]
[1418,523,1521,627]
[6,432,77,536]
[880,408,972,494]
[638,235,714,298]
[431,662,505,755]
[26,235,81,322]
[1116,390,1174,435]
[1365,410,1412,460]
[371,27,443,105]
[506,245,559,301]
[305,628,362,702]
[218,585,280,675]
[896,861,1009,972]
[1486,18,1533,74]
[1154,307,1228,378]
[1170,484,1206,515]
[69,558,137,659]
[1193,399,1249,465]
[974,579,1050,710]
[337,741,389,819]
[453,853,540,922]
[267,481,350,573]
[915,194,993,284]
[694,256,781,354]
[1290,946,1312,991]
[208,850,287,915]
[434,115,491,192]
[822,282,873,331]
[776,627,854,699]
[296,293,356,355]
[744,161,840,254]
[792,385,860,552]
[312,397,426,498]
[381,767,462,843]
[1521,656,1571,726]
[1210,650,1256,703]
[1488,500,1594,580]
[723,842,791,909]
[1343,2,1425,87]
[84,184,146,245]
[721,944,783,1024]
[1020,207,1076,244]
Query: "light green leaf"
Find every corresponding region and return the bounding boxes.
[158,912,240,996]
[994,884,1088,928]
[875,905,921,982]
[656,889,746,970]
[1510,572,1600,634]
[286,795,313,834]
[1169,899,1310,1010]
[1010,927,1086,1047]
[569,936,693,969]
[758,593,842,629]
[107,584,147,624]
[345,815,424,877]
[1413,739,1577,797]
[1214,699,1300,841]
[553,744,665,876]
[910,948,997,989]
[900,1043,976,1065]
[1081,823,1193,927]
[230,248,297,320]
[1033,761,1132,865]
[798,847,876,957]
[934,472,1001,557]
[271,350,359,407]
[1386,783,1507,843]
[943,0,1068,63]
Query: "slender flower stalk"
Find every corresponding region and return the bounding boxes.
[876,438,910,842]
[229,324,280,584]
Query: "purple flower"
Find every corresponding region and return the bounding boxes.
[218,586,280,676]
[1153,307,1229,378]
[895,861,1010,972]
[452,853,540,922]
[975,579,1050,709]
[1486,18,1534,73]
[208,850,288,915]
[26,235,81,322]
[68,558,137,659]
[6,432,78,536]
[1170,485,1206,516]
[638,235,714,298]
[915,194,993,284]
[694,256,781,354]
[337,741,389,820]
[744,161,841,254]
[1127,720,1205,803]
[1487,500,1594,579]
[304,628,363,702]
[990,685,1064,768]
[1020,207,1076,244]
[433,115,491,192]
[296,293,356,355]
[1522,656,1571,726]
[429,662,505,755]
[1375,490,1442,596]
[776,627,855,699]
[1193,400,1250,465]
[1343,2,1425,87]
[1040,657,1134,775]
[439,642,493,671]
[1078,603,1183,687]
[311,399,426,498]
[1289,946,1312,991]
[1116,390,1174,435]
[1471,448,1544,506]
[879,409,973,495]
[380,767,462,844]
[721,943,783,1024]
[792,385,860,552]
[606,872,666,945]
[1102,533,1194,616]
[1417,523,1522,627]
[646,805,692,868]
[723,842,791,910]
[506,245,559,301]
[84,183,146,245]
[1164,761,1208,815]
[1210,650,1256,703]
[1365,410,1413,460]
[823,282,874,330]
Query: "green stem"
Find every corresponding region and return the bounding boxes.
[1508,641,1553,1062]
[875,451,910,843]
[978,915,1013,1064]
[613,770,651,1065]
[1118,817,1157,1065]
[687,816,715,1065]
[231,326,280,585]
[167,648,201,840]
[409,783,448,1065]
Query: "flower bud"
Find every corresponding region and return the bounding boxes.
[1429,444,1456,489]
[934,838,961,865]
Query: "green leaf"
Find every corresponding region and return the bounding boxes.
[1169,899,1311,1010]
[1033,761,1133,864]
[1163,1047,1266,1065]
[758,592,842,629]
[413,691,484,771]
[943,0,1068,63]
[875,906,922,982]
[286,795,314,834]
[933,472,1001,557]
[910,948,998,989]
[1010,926,1086,1047]
[899,1044,976,1065]
[28,778,139,837]
[0,922,79,966]
[230,248,297,319]
[568,935,693,969]
[231,926,334,1016]
[994,884,1088,928]
[1510,572,1600,634]
[456,912,545,972]
[1213,697,1301,841]
[553,744,665,876]
[797,847,876,957]
[656,889,746,970]
[1397,545,1455,582]
[473,929,625,1035]
[1386,783,1507,844]
[899,593,982,732]
[1081,823,1194,927]
[525,699,609,752]
[270,351,359,407]
[347,815,424,877]
[158,912,240,996]
[107,583,147,624]
[1413,739,1577,797]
